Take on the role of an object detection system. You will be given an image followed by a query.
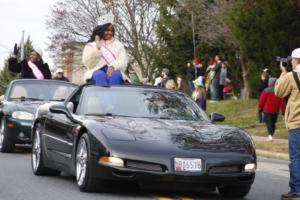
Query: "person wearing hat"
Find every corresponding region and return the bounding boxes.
[53,68,69,82]
[82,13,128,85]
[192,76,206,111]
[8,44,51,79]
[275,48,300,200]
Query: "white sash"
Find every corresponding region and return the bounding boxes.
[88,42,116,66]
[27,61,44,79]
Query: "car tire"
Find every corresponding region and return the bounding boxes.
[76,133,99,192]
[218,184,252,198]
[31,123,60,176]
[0,118,15,153]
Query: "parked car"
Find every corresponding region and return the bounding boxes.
[31,84,256,197]
[0,79,77,152]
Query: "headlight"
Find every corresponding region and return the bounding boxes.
[244,163,256,172]
[12,111,34,120]
[99,156,124,167]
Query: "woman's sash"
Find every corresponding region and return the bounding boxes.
[27,61,44,79]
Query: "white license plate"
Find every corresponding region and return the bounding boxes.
[174,158,202,172]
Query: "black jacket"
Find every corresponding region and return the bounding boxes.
[8,57,52,79]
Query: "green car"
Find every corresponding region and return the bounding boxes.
[0,79,77,152]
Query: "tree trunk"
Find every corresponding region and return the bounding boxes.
[240,57,250,99]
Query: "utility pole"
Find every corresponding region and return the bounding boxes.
[191,12,196,59]
[20,30,24,60]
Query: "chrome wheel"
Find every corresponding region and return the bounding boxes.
[0,119,4,149]
[32,128,41,172]
[76,138,88,186]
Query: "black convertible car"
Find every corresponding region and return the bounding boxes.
[31,84,256,197]
[0,79,76,152]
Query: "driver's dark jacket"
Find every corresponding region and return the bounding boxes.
[8,57,52,79]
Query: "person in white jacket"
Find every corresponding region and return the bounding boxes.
[82,23,128,85]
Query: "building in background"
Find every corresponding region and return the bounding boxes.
[57,41,85,84]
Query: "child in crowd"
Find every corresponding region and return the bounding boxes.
[192,76,206,111]
[258,77,286,141]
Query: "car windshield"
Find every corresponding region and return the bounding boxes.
[78,87,208,121]
[8,81,76,101]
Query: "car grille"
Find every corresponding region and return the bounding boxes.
[209,166,241,174]
[126,160,165,172]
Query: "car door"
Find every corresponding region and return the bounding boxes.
[44,89,83,164]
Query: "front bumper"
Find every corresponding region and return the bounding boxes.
[90,159,255,191]
[6,117,32,144]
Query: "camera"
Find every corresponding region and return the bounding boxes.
[276,56,291,63]
[276,56,292,72]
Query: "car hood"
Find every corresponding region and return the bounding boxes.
[4,101,45,114]
[87,116,253,153]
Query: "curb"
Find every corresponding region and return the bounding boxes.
[256,149,289,160]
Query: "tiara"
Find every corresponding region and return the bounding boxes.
[97,11,114,25]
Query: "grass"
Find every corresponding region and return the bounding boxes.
[207,99,288,139]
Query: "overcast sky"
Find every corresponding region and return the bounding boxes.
[0,0,58,70]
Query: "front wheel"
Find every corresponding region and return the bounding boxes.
[31,123,60,176]
[218,184,252,198]
[0,118,15,153]
[76,133,99,192]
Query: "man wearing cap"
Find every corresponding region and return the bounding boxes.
[275,48,300,200]
[8,44,51,79]
[53,68,69,82]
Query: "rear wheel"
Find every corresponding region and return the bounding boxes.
[0,118,15,153]
[31,123,60,176]
[76,133,98,192]
[218,184,252,198]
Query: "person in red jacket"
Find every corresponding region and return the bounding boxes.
[258,77,286,141]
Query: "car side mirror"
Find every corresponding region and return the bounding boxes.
[210,112,225,123]
[50,104,79,123]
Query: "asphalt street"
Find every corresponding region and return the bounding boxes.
[0,146,290,200]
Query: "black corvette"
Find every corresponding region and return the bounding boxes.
[0,79,77,152]
[31,84,256,197]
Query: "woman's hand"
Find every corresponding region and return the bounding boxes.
[106,66,115,78]
[95,35,101,50]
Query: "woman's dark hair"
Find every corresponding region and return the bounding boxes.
[88,23,114,42]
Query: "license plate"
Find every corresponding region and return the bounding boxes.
[174,158,202,172]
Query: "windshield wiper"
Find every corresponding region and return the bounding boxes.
[84,113,133,118]
[10,97,44,101]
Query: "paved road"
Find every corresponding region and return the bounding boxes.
[0,147,290,200]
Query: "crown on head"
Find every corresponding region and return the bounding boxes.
[97,11,114,25]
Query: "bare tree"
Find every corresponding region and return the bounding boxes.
[46,0,159,78]
[182,0,234,49]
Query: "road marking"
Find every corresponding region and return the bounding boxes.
[155,196,194,200]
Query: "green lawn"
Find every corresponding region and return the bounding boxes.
[207,99,288,139]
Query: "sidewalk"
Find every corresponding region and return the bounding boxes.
[251,135,289,160]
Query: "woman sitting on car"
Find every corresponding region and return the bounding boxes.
[82,20,128,85]
[8,44,51,79]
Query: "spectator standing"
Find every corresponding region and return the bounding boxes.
[210,55,222,101]
[192,76,206,111]
[53,68,69,82]
[258,77,286,141]
[176,75,191,96]
[219,62,228,100]
[275,48,300,200]
[258,69,270,95]
[194,57,205,78]
[186,62,195,92]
